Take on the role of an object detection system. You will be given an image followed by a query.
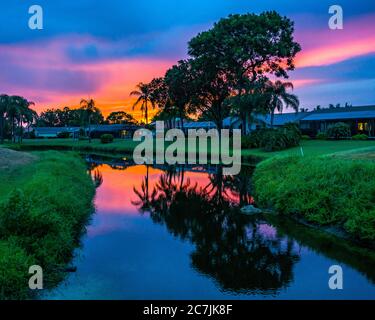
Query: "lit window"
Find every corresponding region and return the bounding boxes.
[358,122,368,131]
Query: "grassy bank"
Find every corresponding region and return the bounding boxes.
[0,150,95,299]
[7,138,263,165]
[7,138,138,155]
[242,139,375,158]
[8,139,375,165]
[253,155,375,245]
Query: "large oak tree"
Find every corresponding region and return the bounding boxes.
[187,11,301,131]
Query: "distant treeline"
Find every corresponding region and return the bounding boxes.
[0,94,138,143]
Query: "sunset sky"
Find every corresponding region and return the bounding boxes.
[1,0,374,119]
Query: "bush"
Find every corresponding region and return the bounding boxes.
[259,123,301,152]
[0,241,35,300]
[301,135,311,140]
[100,134,114,144]
[241,133,262,149]
[316,132,327,140]
[253,156,375,243]
[327,122,351,139]
[243,124,301,152]
[57,132,71,139]
[352,134,368,140]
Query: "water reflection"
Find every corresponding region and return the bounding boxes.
[129,164,299,294]
[83,155,375,298]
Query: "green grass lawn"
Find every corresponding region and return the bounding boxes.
[5,138,375,163]
[0,150,95,299]
[253,155,375,244]
[10,138,138,154]
[242,139,375,158]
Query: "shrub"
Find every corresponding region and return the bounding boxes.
[241,132,263,149]
[29,131,36,139]
[316,132,327,140]
[79,128,85,136]
[57,131,71,139]
[0,189,32,238]
[301,135,311,140]
[327,122,351,139]
[258,123,301,152]
[0,241,35,300]
[243,124,301,152]
[352,134,368,140]
[253,156,375,243]
[100,134,114,144]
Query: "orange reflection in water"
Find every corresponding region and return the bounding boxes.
[94,164,216,216]
[88,164,251,238]
[94,164,248,215]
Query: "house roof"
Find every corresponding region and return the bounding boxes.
[183,121,217,129]
[35,124,140,134]
[223,113,307,127]
[260,112,309,126]
[90,124,139,132]
[302,106,375,121]
[223,106,375,126]
[34,127,80,134]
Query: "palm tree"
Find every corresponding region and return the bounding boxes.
[0,95,35,143]
[22,107,38,142]
[7,96,28,143]
[16,98,35,143]
[0,94,9,144]
[80,98,96,143]
[130,82,155,124]
[266,81,300,128]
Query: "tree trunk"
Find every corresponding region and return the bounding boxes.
[179,108,185,132]
[270,110,275,129]
[88,114,92,143]
[242,114,247,136]
[0,114,4,144]
[247,113,253,135]
[12,118,15,143]
[19,119,23,143]
[145,100,148,124]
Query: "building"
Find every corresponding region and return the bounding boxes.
[150,119,217,132]
[223,105,375,137]
[34,127,80,138]
[183,121,217,130]
[300,105,375,137]
[33,124,140,139]
[223,116,265,132]
[89,124,140,139]
[222,113,307,132]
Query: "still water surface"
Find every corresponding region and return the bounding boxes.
[44,156,375,299]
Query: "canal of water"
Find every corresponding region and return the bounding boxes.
[43,156,375,299]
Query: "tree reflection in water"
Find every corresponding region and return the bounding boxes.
[87,161,103,188]
[133,165,300,296]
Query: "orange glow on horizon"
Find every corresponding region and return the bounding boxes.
[2,13,375,118]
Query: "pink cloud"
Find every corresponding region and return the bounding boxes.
[295,14,375,67]
[0,35,175,117]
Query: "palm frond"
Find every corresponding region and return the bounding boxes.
[132,96,143,110]
[130,90,141,97]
